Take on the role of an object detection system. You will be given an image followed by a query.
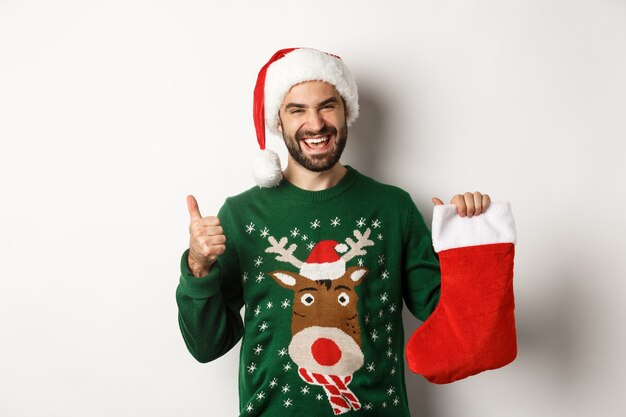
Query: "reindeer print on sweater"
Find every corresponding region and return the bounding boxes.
[236,209,413,416]
[266,230,374,414]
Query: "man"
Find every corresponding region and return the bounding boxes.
[177,48,515,416]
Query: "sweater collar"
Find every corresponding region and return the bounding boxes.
[276,165,360,203]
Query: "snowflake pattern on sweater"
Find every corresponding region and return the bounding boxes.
[238,212,416,415]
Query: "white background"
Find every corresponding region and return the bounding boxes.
[1,1,625,416]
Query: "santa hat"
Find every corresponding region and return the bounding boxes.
[299,240,349,281]
[252,48,360,187]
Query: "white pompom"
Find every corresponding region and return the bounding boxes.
[252,149,283,187]
[335,243,348,253]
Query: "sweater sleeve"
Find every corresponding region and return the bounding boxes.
[176,201,244,363]
[402,197,441,322]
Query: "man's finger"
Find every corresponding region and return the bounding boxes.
[482,194,491,212]
[464,192,475,217]
[205,225,224,237]
[432,197,444,205]
[208,234,227,245]
[473,192,483,216]
[187,195,202,220]
[451,194,467,216]
[200,216,221,227]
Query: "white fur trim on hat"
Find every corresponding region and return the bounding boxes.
[431,201,517,253]
[264,48,359,136]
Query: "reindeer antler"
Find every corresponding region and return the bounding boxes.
[265,236,304,268]
[341,228,375,263]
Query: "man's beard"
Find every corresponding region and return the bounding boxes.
[282,123,348,172]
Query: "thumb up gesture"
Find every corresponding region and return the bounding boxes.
[187,195,227,278]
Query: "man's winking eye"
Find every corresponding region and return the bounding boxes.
[285,97,340,114]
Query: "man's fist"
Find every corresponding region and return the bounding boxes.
[187,195,227,278]
[432,192,491,218]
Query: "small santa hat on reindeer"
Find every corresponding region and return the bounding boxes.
[252,48,360,187]
[299,240,349,281]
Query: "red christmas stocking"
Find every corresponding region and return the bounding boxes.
[406,202,517,384]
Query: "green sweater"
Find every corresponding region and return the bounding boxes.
[176,166,441,416]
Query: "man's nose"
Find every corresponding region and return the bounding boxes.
[304,110,325,132]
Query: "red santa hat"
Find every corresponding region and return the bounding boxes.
[252,48,360,187]
[299,240,349,281]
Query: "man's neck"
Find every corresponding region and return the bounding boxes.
[283,160,348,191]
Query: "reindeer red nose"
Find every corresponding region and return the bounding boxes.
[311,338,342,366]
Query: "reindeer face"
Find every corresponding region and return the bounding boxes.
[264,231,375,411]
[269,266,368,376]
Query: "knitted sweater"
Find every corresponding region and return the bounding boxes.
[176,166,441,416]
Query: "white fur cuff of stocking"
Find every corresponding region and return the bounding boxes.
[431,201,517,253]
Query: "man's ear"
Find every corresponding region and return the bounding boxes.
[340,96,348,121]
[276,112,283,133]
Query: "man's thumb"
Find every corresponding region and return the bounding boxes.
[187,195,203,220]
[432,197,444,206]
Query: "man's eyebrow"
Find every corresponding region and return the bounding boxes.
[285,103,307,110]
[317,97,339,107]
[284,97,339,110]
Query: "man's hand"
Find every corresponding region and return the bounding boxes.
[432,192,491,217]
[187,195,227,278]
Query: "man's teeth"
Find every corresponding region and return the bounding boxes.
[304,136,329,144]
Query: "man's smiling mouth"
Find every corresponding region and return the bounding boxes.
[302,135,331,150]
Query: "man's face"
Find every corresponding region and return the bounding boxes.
[277,81,348,172]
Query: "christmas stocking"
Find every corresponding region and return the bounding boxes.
[406,202,517,384]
